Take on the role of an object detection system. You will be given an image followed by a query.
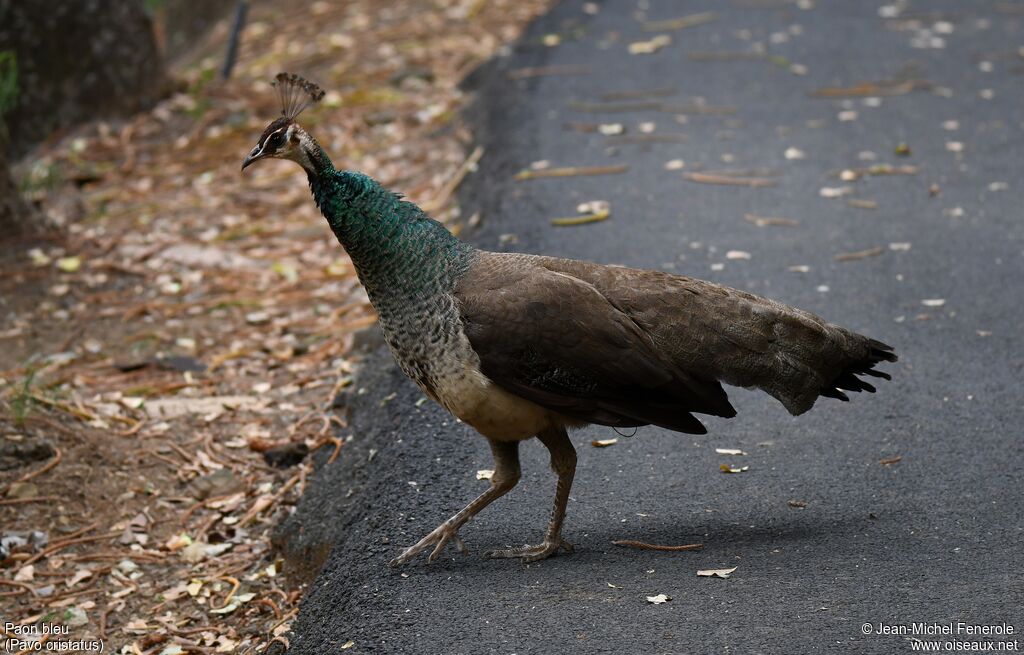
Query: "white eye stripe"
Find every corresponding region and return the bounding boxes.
[251,126,288,160]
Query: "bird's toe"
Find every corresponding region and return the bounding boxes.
[485,537,572,562]
[391,521,468,567]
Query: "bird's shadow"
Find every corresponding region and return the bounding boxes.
[389,509,897,578]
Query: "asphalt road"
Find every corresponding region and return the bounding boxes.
[277,1,1024,653]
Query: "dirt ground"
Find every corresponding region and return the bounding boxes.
[0,0,549,652]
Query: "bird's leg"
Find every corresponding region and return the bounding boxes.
[487,426,577,562]
[389,439,521,566]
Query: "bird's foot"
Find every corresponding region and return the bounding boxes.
[389,521,469,567]
[485,537,573,563]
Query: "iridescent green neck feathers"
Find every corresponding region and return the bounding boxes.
[307,160,473,300]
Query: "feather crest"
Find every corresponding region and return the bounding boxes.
[273,72,326,120]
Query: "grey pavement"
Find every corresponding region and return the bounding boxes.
[276,1,1024,653]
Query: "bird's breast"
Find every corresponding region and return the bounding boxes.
[376,299,555,441]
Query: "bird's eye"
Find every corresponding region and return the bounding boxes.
[268,132,286,149]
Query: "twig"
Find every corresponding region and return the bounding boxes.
[600,86,676,101]
[267,608,298,637]
[515,165,628,181]
[24,530,117,566]
[69,551,164,563]
[612,540,704,551]
[28,394,133,426]
[0,495,62,506]
[27,394,97,422]
[642,12,715,31]
[684,172,776,187]
[15,633,50,654]
[834,246,884,262]
[0,579,37,596]
[320,436,344,465]
[11,446,62,485]
[256,597,282,619]
[238,473,301,527]
[811,80,924,98]
[180,492,243,525]
[149,451,184,469]
[45,582,104,605]
[207,348,249,373]
[117,418,145,437]
[99,604,115,641]
[214,576,241,609]
[420,145,484,214]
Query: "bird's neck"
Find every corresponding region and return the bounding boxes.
[307,163,473,302]
[294,131,335,178]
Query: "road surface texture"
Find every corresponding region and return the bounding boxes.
[276,1,1023,653]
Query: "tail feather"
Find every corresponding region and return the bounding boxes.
[861,369,892,380]
[820,339,896,402]
[820,387,850,402]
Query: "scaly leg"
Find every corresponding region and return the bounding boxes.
[487,426,577,562]
[389,439,521,566]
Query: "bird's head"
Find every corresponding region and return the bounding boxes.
[242,72,325,173]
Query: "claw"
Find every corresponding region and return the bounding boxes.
[485,537,573,562]
[389,521,468,567]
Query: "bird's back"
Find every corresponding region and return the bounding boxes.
[457,252,895,421]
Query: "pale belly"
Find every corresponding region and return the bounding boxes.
[377,299,565,441]
[431,364,556,441]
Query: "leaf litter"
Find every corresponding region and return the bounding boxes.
[0,0,553,651]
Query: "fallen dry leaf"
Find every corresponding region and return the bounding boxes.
[820,186,853,198]
[719,464,749,474]
[629,35,672,54]
[591,438,619,448]
[744,213,799,227]
[715,448,747,456]
[697,567,737,578]
[646,593,672,604]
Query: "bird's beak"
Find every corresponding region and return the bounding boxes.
[241,145,263,171]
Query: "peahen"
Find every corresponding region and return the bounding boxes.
[242,73,897,566]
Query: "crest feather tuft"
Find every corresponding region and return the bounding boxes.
[272,72,326,120]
